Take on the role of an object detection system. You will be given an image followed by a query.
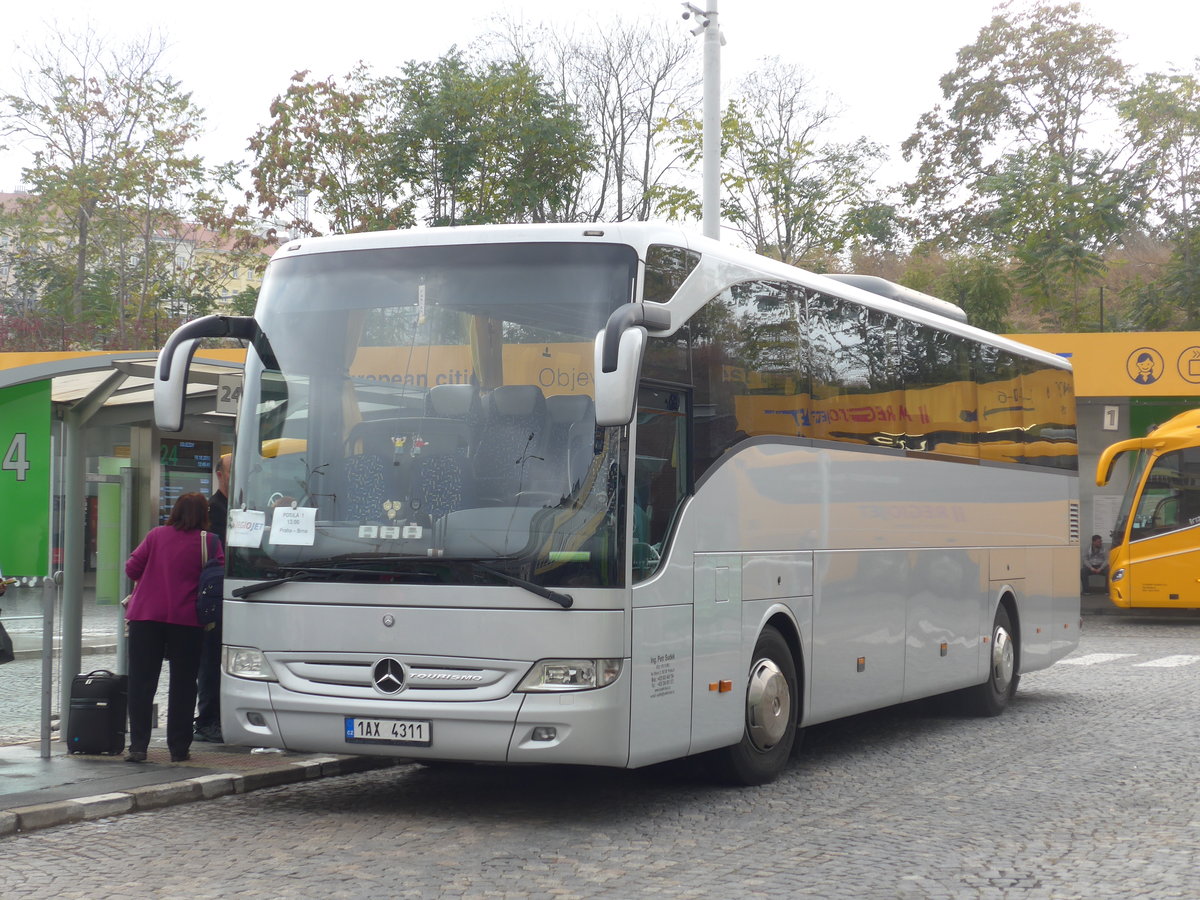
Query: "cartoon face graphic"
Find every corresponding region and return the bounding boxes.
[1127,348,1162,385]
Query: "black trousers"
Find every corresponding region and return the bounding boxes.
[127,620,203,755]
[195,620,222,731]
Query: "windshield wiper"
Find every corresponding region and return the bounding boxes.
[230,560,438,599]
[468,561,573,609]
[231,571,313,599]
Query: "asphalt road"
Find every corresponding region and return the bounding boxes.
[3,614,1199,898]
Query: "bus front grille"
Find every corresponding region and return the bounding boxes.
[269,653,527,702]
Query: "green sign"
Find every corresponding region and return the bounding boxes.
[0,380,51,576]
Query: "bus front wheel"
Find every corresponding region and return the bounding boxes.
[709,626,798,786]
[960,603,1019,717]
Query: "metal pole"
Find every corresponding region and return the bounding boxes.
[41,433,59,759]
[59,413,85,729]
[40,574,59,757]
[701,1,721,241]
[117,466,132,675]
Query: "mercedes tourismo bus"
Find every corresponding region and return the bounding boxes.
[1096,408,1200,608]
[154,223,1081,785]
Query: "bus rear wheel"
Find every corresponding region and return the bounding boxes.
[960,603,1019,717]
[709,626,798,786]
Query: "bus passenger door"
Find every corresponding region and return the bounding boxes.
[628,383,698,767]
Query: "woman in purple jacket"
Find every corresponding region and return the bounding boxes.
[124,492,223,762]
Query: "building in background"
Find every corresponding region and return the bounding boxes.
[1009,332,1200,545]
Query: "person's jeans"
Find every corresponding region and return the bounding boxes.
[127,620,203,755]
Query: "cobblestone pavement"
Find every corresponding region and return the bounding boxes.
[3,615,1200,899]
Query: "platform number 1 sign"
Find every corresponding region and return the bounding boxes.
[0,380,50,575]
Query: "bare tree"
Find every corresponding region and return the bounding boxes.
[491,16,699,223]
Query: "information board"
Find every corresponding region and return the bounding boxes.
[159,438,214,523]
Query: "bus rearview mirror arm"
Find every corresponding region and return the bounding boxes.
[594,303,671,427]
[1095,436,1163,487]
[154,315,262,433]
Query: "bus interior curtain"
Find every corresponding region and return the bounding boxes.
[470,315,504,391]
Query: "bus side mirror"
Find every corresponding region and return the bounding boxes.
[155,315,262,432]
[593,303,671,427]
[1095,436,1161,486]
[594,326,646,426]
[155,335,200,433]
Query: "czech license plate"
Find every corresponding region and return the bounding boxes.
[344,717,432,746]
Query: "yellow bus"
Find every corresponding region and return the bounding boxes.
[1096,408,1200,608]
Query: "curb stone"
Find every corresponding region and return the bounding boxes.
[12,644,119,661]
[127,779,205,811]
[3,756,402,837]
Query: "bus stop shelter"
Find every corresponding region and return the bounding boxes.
[0,351,242,756]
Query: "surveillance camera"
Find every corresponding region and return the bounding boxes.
[682,10,691,18]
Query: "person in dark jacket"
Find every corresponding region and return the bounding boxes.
[124,492,223,763]
[194,452,230,743]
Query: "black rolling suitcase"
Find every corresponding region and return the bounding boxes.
[67,669,128,755]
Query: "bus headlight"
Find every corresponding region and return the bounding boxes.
[1111,568,1126,583]
[223,646,278,681]
[516,658,623,692]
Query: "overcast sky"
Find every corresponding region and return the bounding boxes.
[3,0,1198,197]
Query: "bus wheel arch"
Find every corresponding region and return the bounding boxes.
[708,619,802,786]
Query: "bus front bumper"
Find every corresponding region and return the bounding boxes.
[220,672,632,768]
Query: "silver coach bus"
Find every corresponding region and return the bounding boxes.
[154,223,1080,785]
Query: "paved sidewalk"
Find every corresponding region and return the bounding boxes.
[0,736,401,838]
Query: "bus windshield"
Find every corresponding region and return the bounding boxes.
[1110,448,1151,548]
[230,241,637,589]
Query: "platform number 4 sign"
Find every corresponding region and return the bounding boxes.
[0,380,51,575]
[2,431,30,480]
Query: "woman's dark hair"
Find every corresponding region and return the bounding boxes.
[167,492,210,532]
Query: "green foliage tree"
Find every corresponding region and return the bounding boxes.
[941,256,1013,333]
[249,52,593,233]
[981,147,1145,326]
[902,3,1146,325]
[1122,65,1200,328]
[248,65,416,236]
[0,28,208,333]
[654,59,887,268]
[393,52,595,226]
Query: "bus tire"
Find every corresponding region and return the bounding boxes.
[709,626,798,786]
[961,603,1019,717]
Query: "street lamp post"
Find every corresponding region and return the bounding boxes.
[682,2,724,241]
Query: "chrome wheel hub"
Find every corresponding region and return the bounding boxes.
[992,626,1015,691]
[746,657,791,751]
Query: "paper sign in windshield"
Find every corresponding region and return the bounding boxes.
[270,506,317,546]
[228,509,266,548]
